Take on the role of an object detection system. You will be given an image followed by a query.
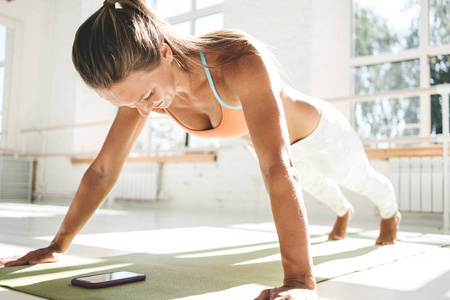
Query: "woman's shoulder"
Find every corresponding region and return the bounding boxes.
[220,43,275,82]
[200,29,257,61]
[221,51,263,76]
[198,29,280,88]
[220,52,281,105]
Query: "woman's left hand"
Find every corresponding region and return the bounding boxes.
[254,284,318,300]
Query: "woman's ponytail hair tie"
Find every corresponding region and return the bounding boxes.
[103,0,115,8]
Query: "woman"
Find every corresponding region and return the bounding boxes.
[0,1,401,299]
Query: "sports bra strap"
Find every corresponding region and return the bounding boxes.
[199,52,242,110]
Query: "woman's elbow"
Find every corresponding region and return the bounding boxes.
[261,162,300,192]
[85,161,119,187]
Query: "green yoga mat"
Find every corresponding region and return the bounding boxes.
[0,236,446,300]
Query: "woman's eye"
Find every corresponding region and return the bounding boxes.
[143,92,153,101]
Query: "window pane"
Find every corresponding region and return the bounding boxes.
[132,119,151,152]
[189,134,220,148]
[354,59,419,95]
[0,67,4,111]
[0,24,6,62]
[429,0,450,46]
[155,0,191,19]
[353,0,420,56]
[194,13,224,36]
[133,134,145,151]
[431,94,450,135]
[354,97,420,139]
[172,21,191,36]
[195,0,224,10]
[430,55,450,85]
[150,118,187,150]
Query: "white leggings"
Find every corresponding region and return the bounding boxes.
[290,98,398,218]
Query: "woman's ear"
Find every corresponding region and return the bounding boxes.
[160,43,173,64]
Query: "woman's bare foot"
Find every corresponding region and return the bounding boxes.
[376,211,401,245]
[328,205,355,240]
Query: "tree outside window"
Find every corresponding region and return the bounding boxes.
[430,54,450,134]
[352,0,450,140]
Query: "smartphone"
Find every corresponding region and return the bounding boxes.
[71,271,146,289]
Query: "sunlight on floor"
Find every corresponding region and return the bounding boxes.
[0,243,36,258]
[172,284,271,300]
[3,264,131,287]
[36,226,279,255]
[228,222,276,232]
[177,242,279,258]
[0,203,128,219]
[233,253,281,265]
[9,258,108,275]
[330,247,450,292]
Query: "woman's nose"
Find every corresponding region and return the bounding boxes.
[135,101,153,116]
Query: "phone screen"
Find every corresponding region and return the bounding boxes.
[77,271,137,283]
[72,271,146,288]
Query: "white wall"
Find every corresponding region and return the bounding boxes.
[225,0,313,93]
[0,0,113,198]
[0,0,385,219]
[0,0,52,150]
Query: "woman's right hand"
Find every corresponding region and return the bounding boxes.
[0,243,64,267]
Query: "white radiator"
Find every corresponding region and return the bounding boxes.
[108,163,160,202]
[389,157,445,213]
[0,157,33,202]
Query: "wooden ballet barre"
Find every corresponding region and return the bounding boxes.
[71,151,217,164]
[71,146,446,163]
[364,145,450,159]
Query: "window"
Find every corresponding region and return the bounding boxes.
[351,0,450,140]
[132,0,224,152]
[354,96,420,139]
[354,60,420,95]
[430,54,450,134]
[155,0,224,39]
[0,21,13,139]
[429,0,450,46]
[154,0,191,19]
[353,0,420,57]
[194,12,224,36]
[430,94,450,134]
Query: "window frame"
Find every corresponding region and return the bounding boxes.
[0,16,15,143]
[350,0,450,140]
[161,0,224,33]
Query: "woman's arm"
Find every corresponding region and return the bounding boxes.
[225,54,316,298]
[0,106,147,267]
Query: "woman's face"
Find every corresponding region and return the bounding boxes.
[97,45,178,116]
